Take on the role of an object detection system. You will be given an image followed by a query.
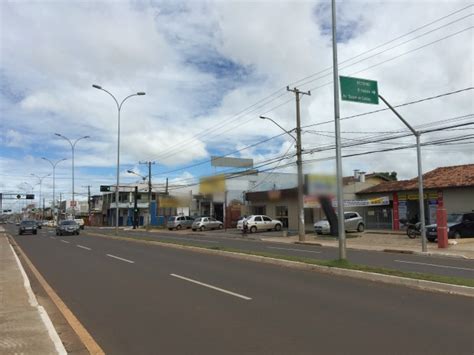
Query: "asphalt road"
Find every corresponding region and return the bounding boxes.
[8,225,474,355]
[87,226,474,279]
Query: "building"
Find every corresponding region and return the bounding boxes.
[245,171,392,231]
[357,164,474,230]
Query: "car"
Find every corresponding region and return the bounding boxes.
[56,220,80,236]
[192,217,223,231]
[74,218,85,230]
[426,212,474,242]
[314,211,365,235]
[167,216,195,230]
[236,215,282,233]
[35,220,42,229]
[18,220,38,235]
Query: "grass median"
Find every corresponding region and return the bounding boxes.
[88,231,474,288]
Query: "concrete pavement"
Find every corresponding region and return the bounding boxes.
[0,228,66,355]
[8,225,474,354]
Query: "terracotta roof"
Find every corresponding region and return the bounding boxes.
[357,164,474,194]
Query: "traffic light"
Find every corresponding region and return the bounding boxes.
[100,185,111,192]
[16,194,21,199]
[26,194,35,200]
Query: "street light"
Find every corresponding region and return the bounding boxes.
[55,133,90,218]
[259,115,306,242]
[31,173,51,220]
[127,169,147,181]
[93,84,146,235]
[42,157,67,225]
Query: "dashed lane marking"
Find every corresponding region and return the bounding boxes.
[106,254,135,264]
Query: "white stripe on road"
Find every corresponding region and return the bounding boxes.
[170,273,252,301]
[76,245,91,251]
[60,240,70,244]
[395,260,474,271]
[106,254,135,264]
[50,237,56,240]
[267,246,321,254]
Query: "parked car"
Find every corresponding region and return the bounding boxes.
[35,220,42,229]
[236,215,282,233]
[314,211,365,235]
[56,220,80,236]
[167,216,195,230]
[426,212,474,242]
[74,218,85,230]
[192,217,223,231]
[18,220,38,235]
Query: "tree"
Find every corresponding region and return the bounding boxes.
[379,171,398,181]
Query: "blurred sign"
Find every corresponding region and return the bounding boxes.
[100,185,111,192]
[26,194,35,200]
[304,195,320,208]
[305,174,337,196]
[211,156,253,168]
[159,195,190,208]
[70,201,77,207]
[340,76,379,105]
[200,175,226,195]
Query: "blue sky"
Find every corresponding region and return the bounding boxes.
[1,0,473,210]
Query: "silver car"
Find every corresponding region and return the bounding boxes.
[192,217,223,231]
[167,216,195,230]
[314,211,365,234]
[236,215,282,233]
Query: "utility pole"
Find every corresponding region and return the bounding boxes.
[165,178,168,195]
[139,161,155,226]
[59,192,62,223]
[83,185,91,227]
[331,0,347,260]
[133,186,138,229]
[287,86,311,242]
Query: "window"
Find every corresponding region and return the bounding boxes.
[210,217,216,221]
[263,216,272,222]
[464,213,474,222]
[276,206,288,217]
[254,216,262,222]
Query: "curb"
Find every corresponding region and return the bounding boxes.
[8,235,105,355]
[86,232,474,298]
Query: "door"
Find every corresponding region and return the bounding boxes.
[344,213,357,230]
[209,217,218,229]
[254,216,264,230]
[461,213,474,237]
[262,216,274,229]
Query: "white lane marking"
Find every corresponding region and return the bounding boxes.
[50,237,56,240]
[267,246,321,254]
[77,245,91,251]
[170,273,252,301]
[106,254,135,264]
[395,260,474,271]
[60,240,70,244]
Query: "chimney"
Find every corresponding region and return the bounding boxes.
[359,171,366,183]
[354,169,360,179]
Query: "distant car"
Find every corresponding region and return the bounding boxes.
[56,220,80,236]
[236,215,282,233]
[74,218,85,230]
[192,217,223,231]
[314,211,365,235]
[35,220,42,229]
[167,216,195,230]
[426,212,474,242]
[18,220,38,235]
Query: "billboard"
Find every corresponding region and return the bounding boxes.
[199,174,226,195]
[211,156,253,168]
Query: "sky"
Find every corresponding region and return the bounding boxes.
[0,0,473,210]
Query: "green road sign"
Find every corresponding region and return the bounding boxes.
[340,76,378,104]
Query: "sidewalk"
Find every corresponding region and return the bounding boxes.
[0,228,66,354]
[261,231,474,259]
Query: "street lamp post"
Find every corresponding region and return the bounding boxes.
[31,174,50,220]
[259,115,306,241]
[42,157,67,225]
[55,134,90,218]
[93,84,145,235]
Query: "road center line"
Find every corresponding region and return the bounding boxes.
[77,245,91,251]
[106,254,135,264]
[267,246,321,254]
[394,260,474,271]
[60,240,70,244]
[170,273,252,300]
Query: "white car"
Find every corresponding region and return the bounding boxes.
[314,211,365,235]
[237,215,282,233]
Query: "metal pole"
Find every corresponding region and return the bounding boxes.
[331,0,346,259]
[378,95,427,252]
[224,190,228,231]
[72,144,75,218]
[116,107,121,235]
[416,134,427,252]
[52,165,55,222]
[148,162,152,226]
[295,94,306,242]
